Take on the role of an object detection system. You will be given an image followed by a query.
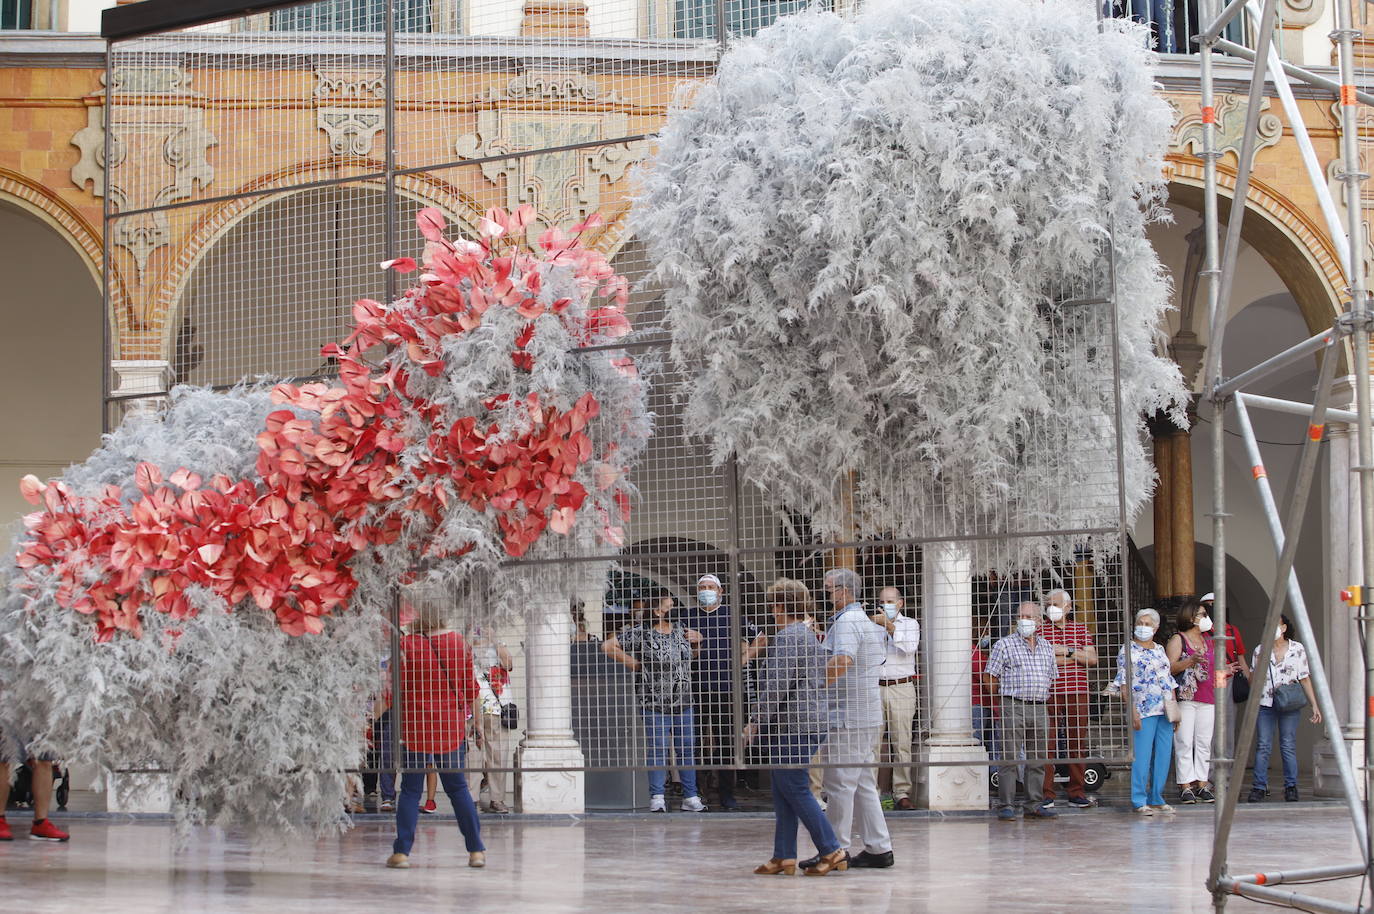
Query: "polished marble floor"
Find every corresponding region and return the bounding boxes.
[1,805,1367,913]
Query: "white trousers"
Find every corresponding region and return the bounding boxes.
[1173,700,1215,785]
[820,725,891,854]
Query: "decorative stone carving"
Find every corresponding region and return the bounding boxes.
[1279,0,1325,27]
[313,68,386,101]
[70,67,217,285]
[456,72,649,247]
[1172,94,1282,171]
[318,109,386,157]
[313,69,386,158]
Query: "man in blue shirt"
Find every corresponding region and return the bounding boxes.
[681,573,757,810]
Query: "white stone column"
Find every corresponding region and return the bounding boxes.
[110,359,172,423]
[918,541,989,810]
[1315,374,1366,799]
[516,598,585,813]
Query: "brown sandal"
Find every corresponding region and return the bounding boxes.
[804,849,849,877]
[754,858,797,875]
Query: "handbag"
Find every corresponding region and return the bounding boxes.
[499,701,519,730]
[1270,656,1309,712]
[1231,670,1251,704]
[1163,691,1181,723]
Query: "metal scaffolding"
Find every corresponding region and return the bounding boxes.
[1199,0,1374,911]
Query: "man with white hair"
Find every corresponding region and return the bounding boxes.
[681,572,757,810]
[801,567,894,869]
[1039,588,1097,809]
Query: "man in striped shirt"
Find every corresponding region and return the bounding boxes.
[985,601,1059,821]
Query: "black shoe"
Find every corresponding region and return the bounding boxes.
[717,795,741,811]
[1284,786,1299,802]
[1247,788,1266,803]
[799,850,849,870]
[850,850,895,869]
[1196,787,1216,804]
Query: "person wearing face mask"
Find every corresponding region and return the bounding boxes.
[985,601,1059,821]
[869,585,921,811]
[1248,613,1321,802]
[1113,608,1179,816]
[681,572,759,811]
[1165,597,1216,804]
[602,590,707,812]
[1038,589,1098,810]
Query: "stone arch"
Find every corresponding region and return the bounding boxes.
[147,162,491,362]
[1166,155,1345,342]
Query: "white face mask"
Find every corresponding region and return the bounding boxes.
[881,603,899,620]
[1275,626,1285,641]
[1016,618,1037,638]
[1134,624,1154,642]
[1197,616,1214,633]
[697,589,718,607]
[1045,606,1065,623]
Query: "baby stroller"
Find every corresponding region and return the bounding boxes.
[7,760,71,812]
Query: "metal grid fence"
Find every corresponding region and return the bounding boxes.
[102,0,1139,811]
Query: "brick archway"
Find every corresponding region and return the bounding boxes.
[1166,155,1345,342]
[0,166,103,287]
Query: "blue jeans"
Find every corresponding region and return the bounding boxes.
[393,744,484,855]
[1254,705,1301,791]
[1131,713,1173,807]
[643,708,699,798]
[766,732,841,861]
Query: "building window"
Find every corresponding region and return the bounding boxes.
[674,0,820,40]
[1,0,33,30]
[270,0,436,33]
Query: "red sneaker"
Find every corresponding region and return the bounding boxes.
[421,799,437,815]
[29,819,69,842]
[0,817,12,841]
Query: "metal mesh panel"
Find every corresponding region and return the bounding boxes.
[104,0,1135,812]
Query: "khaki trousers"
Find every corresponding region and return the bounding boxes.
[880,680,918,800]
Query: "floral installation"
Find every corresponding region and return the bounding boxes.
[635,0,1187,564]
[0,205,649,833]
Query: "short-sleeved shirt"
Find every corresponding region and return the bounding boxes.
[1253,641,1311,708]
[681,604,759,696]
[824,603,886,729]
[1114,642,1178,719]
[399,630,478,754]
[1040,620,1093,695]
[986,634,1058,702]
[618,624,695,713]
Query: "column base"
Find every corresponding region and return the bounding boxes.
[105,771,172,814]
[917,742,989,811]
[516,744,586,814]
[1313,736,1366,800]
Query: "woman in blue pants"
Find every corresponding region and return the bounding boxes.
[1114,608,1179,815]
[744,579,846,877]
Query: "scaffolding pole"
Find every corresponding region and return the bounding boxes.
[1202,0,1374,909]
[1234,386,1369,854]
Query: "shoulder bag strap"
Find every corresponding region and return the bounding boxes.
[423,633,459,698]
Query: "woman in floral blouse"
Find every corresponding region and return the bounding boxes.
[1113,607,1178,816]
[1248,613,1321,802]
[602,591,706,813]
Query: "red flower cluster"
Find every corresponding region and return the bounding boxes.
[15,205,638,638]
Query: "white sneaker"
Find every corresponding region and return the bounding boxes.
[1134,805,1155,816]
[649,795,666,813]
[681,796,707,812]
[1151,804,1176,814]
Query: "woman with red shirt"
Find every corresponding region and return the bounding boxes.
[387,600,485,870]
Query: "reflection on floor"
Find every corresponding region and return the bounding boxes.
[0,807,1365,913]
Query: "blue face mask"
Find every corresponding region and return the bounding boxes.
[697,590,718,607]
